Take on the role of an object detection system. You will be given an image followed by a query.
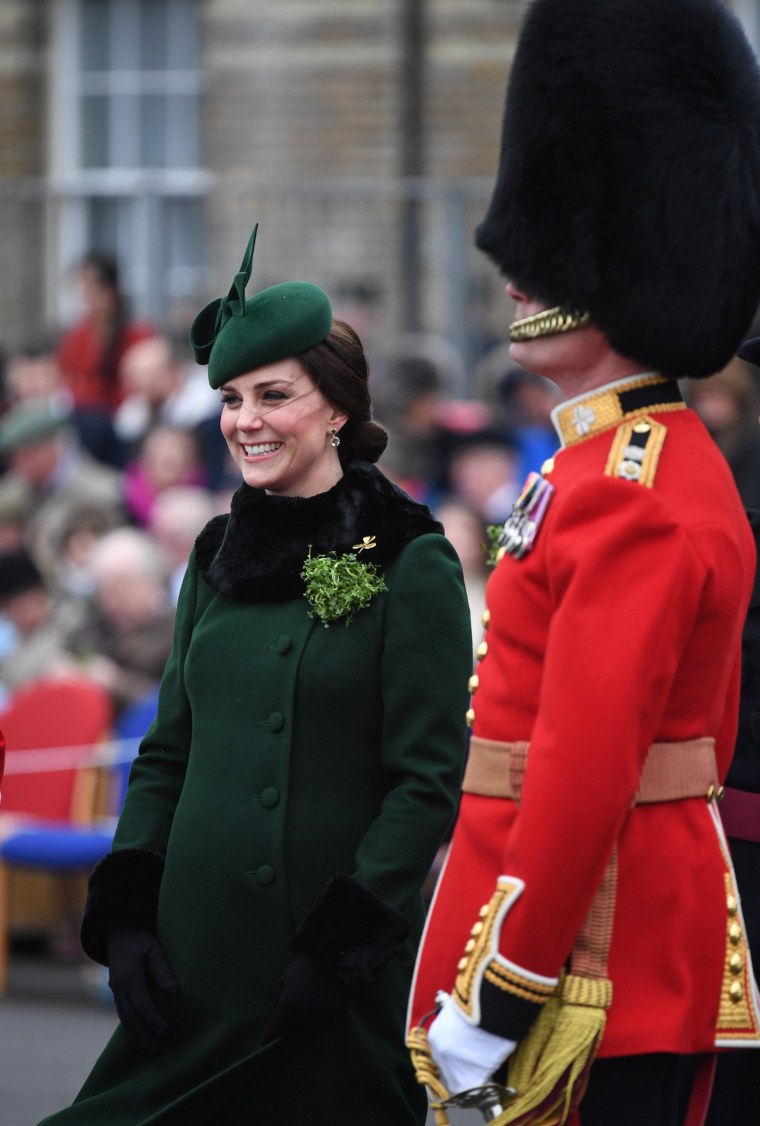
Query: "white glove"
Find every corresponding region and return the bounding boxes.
[427,992,517,1095]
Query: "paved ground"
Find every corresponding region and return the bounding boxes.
[1,946,118,1126]
[1,943,479,1126]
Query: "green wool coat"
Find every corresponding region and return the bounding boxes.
[40,467,472,1126]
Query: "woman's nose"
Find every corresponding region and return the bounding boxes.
[237,404,264,429]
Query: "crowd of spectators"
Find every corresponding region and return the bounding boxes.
[0,253,225,717]
[2,250,760,718]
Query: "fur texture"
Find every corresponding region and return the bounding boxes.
[195,461,443,602]
[475,0,760,378]
[80,848,165,966]
[292,874,410,990]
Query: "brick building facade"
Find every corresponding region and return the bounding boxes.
[0,1,757,388]
[0,1,531,387]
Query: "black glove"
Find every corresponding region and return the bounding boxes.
[263,950,352,1042]
[107,928,179,1054]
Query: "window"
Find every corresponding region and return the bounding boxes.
[78,0,201,171]
[50,0,209,325]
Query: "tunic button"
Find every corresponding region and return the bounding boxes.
[457,957,468,972]
[255,865,275,886]
[729,953,744,974]
[260,787,280,808]
[468,674,480,694]
[267,711,285,732]
[471,922,484,936]
[729,981,744,1004]
[727,895,738,917]
[275,635,292,655]
[464,939,476,953]
[729,922,742,945]
[465,708,476,726]
[476,641,488,660]
[481,609,491,628]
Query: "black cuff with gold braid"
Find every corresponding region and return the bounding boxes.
[452,876,558,1041]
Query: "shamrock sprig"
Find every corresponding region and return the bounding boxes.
[301,537,388,627]
[484,523,505,568]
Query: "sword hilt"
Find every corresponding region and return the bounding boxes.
[436,1082,516,1122]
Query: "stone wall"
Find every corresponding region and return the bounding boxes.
[0,0,527,372]
[0,1,48,358]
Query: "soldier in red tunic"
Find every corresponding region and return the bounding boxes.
[407,2,760,1124]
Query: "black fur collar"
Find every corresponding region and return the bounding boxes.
[195,461,443,602]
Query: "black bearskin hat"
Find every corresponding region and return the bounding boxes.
[475,0,760,378]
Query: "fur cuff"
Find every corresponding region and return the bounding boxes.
[80,848,165,966]
[293,874,410,990]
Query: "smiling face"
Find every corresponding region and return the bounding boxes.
[219,358,347,497]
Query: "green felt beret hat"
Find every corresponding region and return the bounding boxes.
[189,225,333,390]
[0,398,67,452]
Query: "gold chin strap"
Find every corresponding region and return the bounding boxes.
[509,305,591,342]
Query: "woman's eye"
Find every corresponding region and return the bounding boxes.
[220,394,238,407]
[262,390,287,402]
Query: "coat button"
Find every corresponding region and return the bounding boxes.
[255,865,275,886]
[267,711,285,732]
[465,708,475,726]
[476,641,488,660]
[275,635,292,655]
[468,674,480,694]
[260,787,280,808]
[481,609,490,628]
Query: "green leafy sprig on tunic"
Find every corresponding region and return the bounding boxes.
[484,523,505,568]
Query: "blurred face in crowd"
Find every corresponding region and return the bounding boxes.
[6,353,62,401]
[119,337,180,406]
[689,382,745,438]
[89,530,169,631]
[140,426,199,492]
[3,588,50,637]
[79,264,120,324]
[448,442,520,513]
[8,437,61,489]
[219,358,346,497]
[94,561,164,631]
[436,499,489,576]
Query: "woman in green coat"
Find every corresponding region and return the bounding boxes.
[39,228,472,1126]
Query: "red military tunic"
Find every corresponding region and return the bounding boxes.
[409,373,760,1058]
